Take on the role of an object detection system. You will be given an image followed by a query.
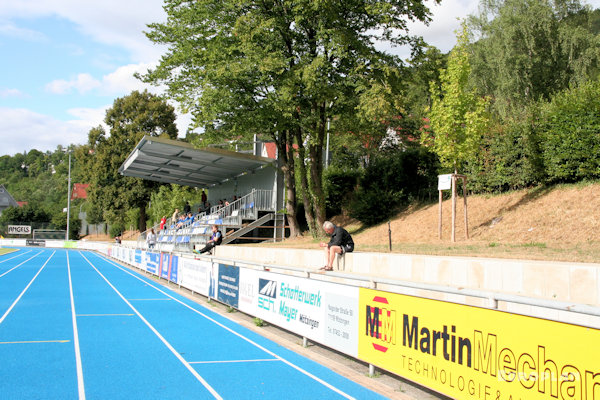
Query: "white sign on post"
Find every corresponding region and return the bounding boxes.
[437,174,452,191]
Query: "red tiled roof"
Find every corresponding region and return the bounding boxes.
[71,183,89,200]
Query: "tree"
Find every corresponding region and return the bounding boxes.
[83,90,178,233]
[467,0,600,116]
[141,0,438,237]
[423,25,489,173]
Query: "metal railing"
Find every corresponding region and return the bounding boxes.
[188,253,600,327]
[136,189,275,251]
[208,189,274,221]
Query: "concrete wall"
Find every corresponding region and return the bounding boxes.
[215,245,600,307]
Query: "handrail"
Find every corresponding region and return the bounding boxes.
[186,252,600,321]
[208,189,274,221]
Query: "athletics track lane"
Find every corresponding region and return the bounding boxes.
[0,248,388,400]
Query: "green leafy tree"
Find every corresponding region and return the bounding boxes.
[467,0,600,116]
[538,80,600,182]
[83,90,178,233]
[423,25,489,173]
[141,0,438,237]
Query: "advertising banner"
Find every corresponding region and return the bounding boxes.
[358,288,600,400]
[169,255,179,283]
[8,225,31,235]
[238,269,359,357]
[134,250,142,267]
[145,252,160,274]
[160,253,170,279]
[216,263,239,308]
[25,239,45,247]
[179,258,211,296]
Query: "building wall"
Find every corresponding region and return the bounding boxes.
[207,165,278,207]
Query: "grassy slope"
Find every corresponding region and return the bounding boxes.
[269,182,600,263]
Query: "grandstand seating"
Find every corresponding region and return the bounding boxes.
[139,189,279,253]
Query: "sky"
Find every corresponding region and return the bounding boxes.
[0,0,598,157]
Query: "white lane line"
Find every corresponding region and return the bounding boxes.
[0,251,55,326]
[67,252,86,400]
[0,249,32,264]
[0,340,70,344]
[0,251,42,278]
[127,298,171,301]
[77,314,134,317]
[79,251,222,400]
[189,359,281,364]
[92,252,356,400]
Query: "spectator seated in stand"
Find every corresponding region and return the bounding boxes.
[193,224,222,255]
[175,214,186,229]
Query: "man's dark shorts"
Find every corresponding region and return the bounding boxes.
[341,243,354,254]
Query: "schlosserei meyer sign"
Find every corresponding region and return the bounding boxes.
[8,225,31,235]
[359,288,600,400]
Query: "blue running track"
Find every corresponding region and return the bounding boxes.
[0,248,388,399]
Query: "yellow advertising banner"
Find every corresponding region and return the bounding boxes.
[358,288,600,400]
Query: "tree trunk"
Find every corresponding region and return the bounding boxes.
[138,205,147,233]
[276,130,300,238]
[308,102,327,235]
[294,129,317,237]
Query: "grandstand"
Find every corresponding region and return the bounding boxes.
[120,135,286,253]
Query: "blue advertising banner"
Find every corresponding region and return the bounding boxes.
[146,252,160,274]
[160,253,170,279]
[169,255,178,283]
[217,263,239,308]
[134,250,142,265]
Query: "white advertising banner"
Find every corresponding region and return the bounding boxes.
[238,269,359,357]
[8,225,31,235]
[179,258,212,297]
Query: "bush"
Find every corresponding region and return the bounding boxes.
[466,116,545,192]
[323,167,361,217]
[539,81,600,182]
[109,223,124,238]
[348,147,439,225]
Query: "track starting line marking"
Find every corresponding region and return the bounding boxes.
[0,340,70,344]
[188,359,281,365]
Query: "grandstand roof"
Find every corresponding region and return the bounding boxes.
[119,135,275,188]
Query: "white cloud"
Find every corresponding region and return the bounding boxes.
[0,107,100,155]
[0,1,166,62]
[0,104,192,156]
[45,73,102,94]
[0,88,26,98]
[100,62,157,95]
[0,19,46,41]
[45,62,158,97]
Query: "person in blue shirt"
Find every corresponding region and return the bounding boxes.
[194,225,222,255]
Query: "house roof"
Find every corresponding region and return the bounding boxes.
[71,183,89,200]
[0,184,19,209]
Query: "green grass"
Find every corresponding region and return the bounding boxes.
[0,248,17,256]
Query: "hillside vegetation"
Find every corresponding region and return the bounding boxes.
[272,182,600,263]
